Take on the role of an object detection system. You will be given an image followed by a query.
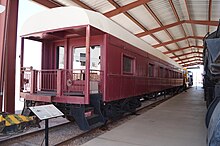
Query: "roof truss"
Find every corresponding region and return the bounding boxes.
[104,0,152,17]
[30,0,212,67]
[71,0,95,11]
[164,46,203,54]
[32,0,63,8]
[153,36,203,48]
[176,56,203,62]
[170,52,203,59]
[136,20,219,37]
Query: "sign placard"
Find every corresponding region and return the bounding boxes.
[29,104,64,120]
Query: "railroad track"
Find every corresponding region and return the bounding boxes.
[0,121,71,144]
[54,93,176,146]
[0,92,178,146]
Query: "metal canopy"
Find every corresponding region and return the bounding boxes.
[30,0,220,67]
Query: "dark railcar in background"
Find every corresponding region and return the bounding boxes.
[203,20,220,145]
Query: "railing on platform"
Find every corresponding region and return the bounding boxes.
[20,67,32,92]
[20,68,103,96]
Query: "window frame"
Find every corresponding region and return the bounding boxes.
[159,66,164,78]
[72,45,101,70]
[56,46,65,69]
[148,63,154,77]
[122,54,135,75]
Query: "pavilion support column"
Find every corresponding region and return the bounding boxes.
[0,0,7,112]
[85,25,90,104]
[0,0,19,113]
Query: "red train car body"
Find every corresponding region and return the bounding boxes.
[20,7,183,130]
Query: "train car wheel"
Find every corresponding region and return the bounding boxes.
[206,97,220,128]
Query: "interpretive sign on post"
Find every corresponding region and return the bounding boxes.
[29,104,64,146]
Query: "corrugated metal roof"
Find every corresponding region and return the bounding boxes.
[82,0,115,13]
[172,0,188,20]
[111,13,143,34]
[128,5,160,29]
[195,24,208,36]
[167,25,185,39]
[212,0,220,20]
[141,35,159,46]
[53,0,78,6]
[147,0,177,25]
[166,44,179,51]
[176,40,188,48]
[157,46,169,52]
[31,0,220,67]
[188,0,208,20]
[153,31,171,43]
[114,0,137,6]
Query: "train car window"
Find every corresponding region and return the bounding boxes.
[56,46,64,69]
[80,53,86,66]
[159,67,163,78]
[169,70,172,78]
[73,46,101,70]
[165,69,168,78]
[148,63,154,77]
[123,55,134,74]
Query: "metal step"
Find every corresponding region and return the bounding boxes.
[86,114,100,126]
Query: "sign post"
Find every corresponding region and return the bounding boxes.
[29,104,64,146]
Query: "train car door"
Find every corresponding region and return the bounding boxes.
[72,45,101,71]
[54,42,65,70]
[70,45,101,93]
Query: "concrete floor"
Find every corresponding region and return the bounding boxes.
[82,87,207,146]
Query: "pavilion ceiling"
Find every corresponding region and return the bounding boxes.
[31,0,220,67]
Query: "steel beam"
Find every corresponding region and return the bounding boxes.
[176,56,203,62]
[32,0,62,8]
[184,0,197,46]
[153,36,203,48]
[143,3,182,60]
[107,0,177,58]
[108,0,146,30]
[136,20,219,37]
[185,20,218,26]
[71,0,95,11]
[136,21,184,37]
[181,59,203,64]
[168,0,191,56]
[0,0,19,113]
[164,46,203,54]
[183,62,203,67]
[170,52,203,59]
[104,0,152,17]
[177,57,203,63]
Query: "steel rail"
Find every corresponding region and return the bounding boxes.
[55,90,180,146]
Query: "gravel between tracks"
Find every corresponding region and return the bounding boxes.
[0,93,171,146]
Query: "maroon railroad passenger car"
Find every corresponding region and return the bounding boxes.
[20,7,183,130]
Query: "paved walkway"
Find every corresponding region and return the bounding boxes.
[82,87,207,146]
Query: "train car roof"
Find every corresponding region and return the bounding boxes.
[20,6,182,69]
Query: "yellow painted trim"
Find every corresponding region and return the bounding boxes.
[18,115,29,122]
[8,115,20,124]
